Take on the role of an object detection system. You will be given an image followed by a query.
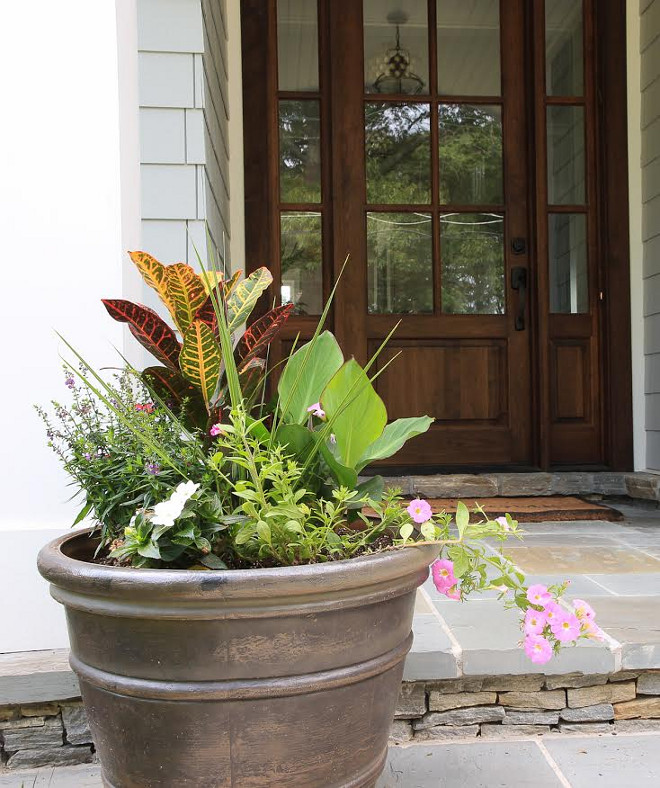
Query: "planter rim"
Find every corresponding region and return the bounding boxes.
[38,528,438,608]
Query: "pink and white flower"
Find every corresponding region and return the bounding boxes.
[443,584,461,601]
[407,498,433,524]
[526,584,553,607]
[209,423,224,437]
[581,619,606,641]
[524,608,547,636]
[495,516,510,531]
[543,600,563,626]
[551,612,581,642]
[524,634,553,665]
[573,598,596,621]
[306,402,325,419]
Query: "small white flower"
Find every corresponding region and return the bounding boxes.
[150,481,200,528]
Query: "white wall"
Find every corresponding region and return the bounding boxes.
[0,0,140,652]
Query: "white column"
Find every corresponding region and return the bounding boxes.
[0,1,140,652]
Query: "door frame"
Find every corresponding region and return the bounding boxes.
[240,0,633,471]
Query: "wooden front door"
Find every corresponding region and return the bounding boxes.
[241,0,633,471]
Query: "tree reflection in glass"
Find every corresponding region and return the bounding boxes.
[441,213,504,314]
[279,100,321,203]
[367,212,433,314]
[438,104,503,205]
[280,212,323,315]
[365,103,431,204]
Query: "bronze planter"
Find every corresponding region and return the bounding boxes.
[38,531,435,787]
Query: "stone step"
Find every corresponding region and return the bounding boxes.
[382,471,660,502]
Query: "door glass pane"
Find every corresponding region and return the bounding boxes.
[547,106,585,205]
[367,212,433,313]
[279,100,321,203]
[437,0,501,96]
[280,212,323,314]
[549,213,588,313]
[438,104,503,205]
[277,0,319,92]
[365,103,431,204]
[545,0,584,96]
[364,0,429,95]
[441,212,504,314]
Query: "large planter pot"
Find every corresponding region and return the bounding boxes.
[38,530,436,788]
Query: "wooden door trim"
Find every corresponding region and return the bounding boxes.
[596,0,633,470]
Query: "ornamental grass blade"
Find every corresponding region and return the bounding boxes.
[180,319,222,406]
[226,267,273,331]
[236,303,294,366]
[101,299,181,370]
[165,263,208,333]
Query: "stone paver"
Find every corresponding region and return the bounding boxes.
[543,733,660,788]
[2,734,659,786]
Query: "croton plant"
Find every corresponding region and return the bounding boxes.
[102,251,293,431]
[38,251,603,665]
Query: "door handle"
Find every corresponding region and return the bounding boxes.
[511,266,527,331]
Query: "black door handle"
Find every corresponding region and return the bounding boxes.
[511,267,527,331]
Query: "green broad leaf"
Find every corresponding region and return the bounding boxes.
[400,522,414,542]
[321,359,387,471]
[256,521,271,543]
[356,416,434,472]
[234,525,255,545]
[346,475,385,510]
[200,554,228,569]
[137,541,161,559]
[277,331,344,424]
[285,520,303,533]
[448,546,470,578]
[455,501,469,539]
[420,521,435,540]
[319,442,358,489]
[276,423,315,462]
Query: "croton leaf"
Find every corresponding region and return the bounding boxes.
[180,320,222,406]
[226,268,273,331]
[128,251,178,324]
[239,357,266,403]
[166,263,208,333]
[222,270,242,299]
[101,299,180,370]
[193,284,227,335]
[236,303,294,366]
[142,366,208,429]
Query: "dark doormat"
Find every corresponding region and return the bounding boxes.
[416,496,624,522]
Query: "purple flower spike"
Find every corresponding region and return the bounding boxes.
[146,462,161,475]
[65,376,75,389]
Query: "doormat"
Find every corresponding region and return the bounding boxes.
[412,496,623,522]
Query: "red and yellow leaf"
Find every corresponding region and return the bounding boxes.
[142,366,208,427]
[128,251,178,324]
[239,357,266,403]
[179,320,222,406]
[226,267,273,331]
[166,263,208,333]
[222,269,242,300]
[101,299,180,370]
[236,303,294,366]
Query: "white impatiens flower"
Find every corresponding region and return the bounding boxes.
[150,481,200,528]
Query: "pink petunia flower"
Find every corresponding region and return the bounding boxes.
[573,598,596,621]
[526,584,553,606]
[209,423,224,437]
[551,612,581,642]
[306,402,326,419]
[524,634,553,665]
[407,498,433,524]
[443,584,461,601]
[524,608,547,636]
[543,600,563,626]
[581,619,606,641]
[431,559,456,592]
[495,516,510,531]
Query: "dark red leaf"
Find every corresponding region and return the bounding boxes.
[236,303,294,366]
[102,299,181,370]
